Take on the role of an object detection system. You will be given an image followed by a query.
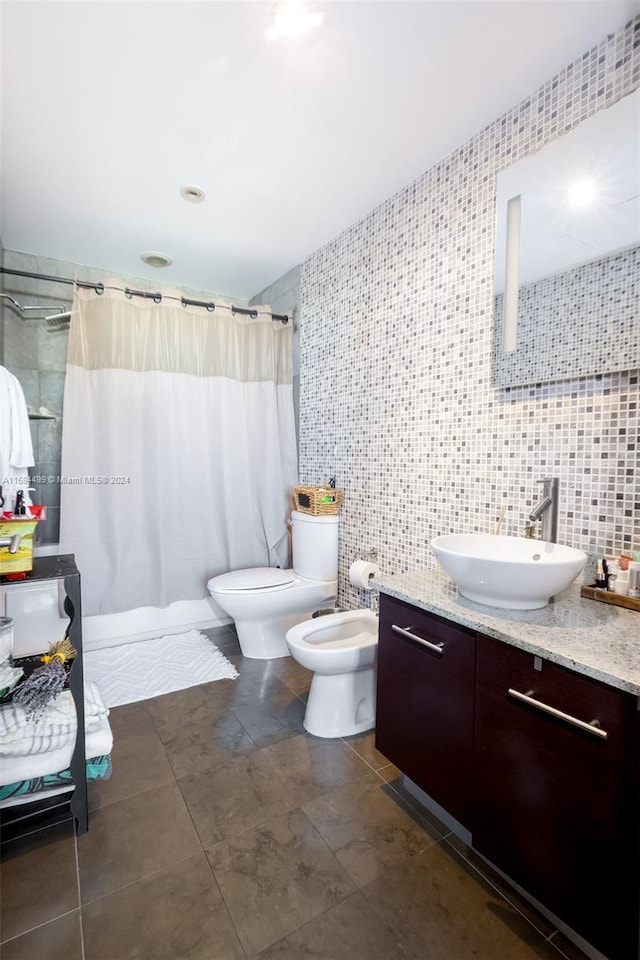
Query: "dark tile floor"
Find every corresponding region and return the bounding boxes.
[0,625,591,960]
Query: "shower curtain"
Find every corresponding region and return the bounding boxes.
[59,285,297,616]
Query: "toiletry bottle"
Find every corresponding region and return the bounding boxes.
[628,561,640,599]
[13,490,25,517]
[595,559,607,590]
[606,560,619,591]
[613,572,629,597]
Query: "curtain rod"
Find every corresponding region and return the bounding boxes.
[0,267,290,324]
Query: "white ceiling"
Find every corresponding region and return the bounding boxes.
[1,1,638,301]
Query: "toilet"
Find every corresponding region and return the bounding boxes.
[207,510,339,659]
[285,608,378,739]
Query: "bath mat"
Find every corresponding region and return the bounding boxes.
[83,630,239,708]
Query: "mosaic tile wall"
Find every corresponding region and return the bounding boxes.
[298,16,640,609]
[493,246,639,386]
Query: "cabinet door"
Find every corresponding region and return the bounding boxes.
[474,634,639,960]
[375,594,476,828]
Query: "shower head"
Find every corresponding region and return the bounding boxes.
[45,312,71,331]
[1,292,71,333]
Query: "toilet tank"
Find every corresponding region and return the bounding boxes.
[291,510,339,581]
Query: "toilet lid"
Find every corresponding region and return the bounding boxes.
[209,567,295,593]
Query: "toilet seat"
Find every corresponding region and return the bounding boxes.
[295,630,374,651]
[208,567,296,595]
[286,609,378,652]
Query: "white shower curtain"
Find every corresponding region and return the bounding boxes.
[60,285,297,616]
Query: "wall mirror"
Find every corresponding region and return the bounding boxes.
[492,88,639,387]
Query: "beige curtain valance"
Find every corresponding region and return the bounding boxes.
[67,284,292,384]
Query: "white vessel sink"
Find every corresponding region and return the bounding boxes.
[430,534,587,610]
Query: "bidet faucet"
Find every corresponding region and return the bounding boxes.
[528,478,559,543]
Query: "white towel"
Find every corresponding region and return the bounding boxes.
[0,366,34,472]
[0,681,109,759]
[0,365,34,509]
[0,715,114,788]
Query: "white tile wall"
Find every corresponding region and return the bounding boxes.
[298,16,640,608]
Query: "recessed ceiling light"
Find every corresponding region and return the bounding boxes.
[266,1,323,41]
[180,185,206,203]
[141,251,173,268]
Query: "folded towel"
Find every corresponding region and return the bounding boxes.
[0,755,112,802]
[0,714,113,786]
[0,681,109,758]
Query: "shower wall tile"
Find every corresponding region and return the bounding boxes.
[3,314,38,371]
[34,468,62,509]
[37,418,63,464]
[29,421,39,465]
[36,506,60,546]
[250,264,300,314]
[298,16,640,610]
[8,367,39,412]
[39,371,65,416]
[38,324,70,372]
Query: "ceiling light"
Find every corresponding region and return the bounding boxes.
[180,185,206,203]
[566,179,598,208]
[266,1,323,41]
[141,251,173,268]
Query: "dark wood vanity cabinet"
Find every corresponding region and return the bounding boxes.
[376,593,476,828]
[375,594,640,960]
[473,634,639,960]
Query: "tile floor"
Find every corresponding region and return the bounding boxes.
[0,625,591,960]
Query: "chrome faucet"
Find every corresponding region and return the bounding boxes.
[528,478,559,543]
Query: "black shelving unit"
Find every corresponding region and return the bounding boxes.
[0,555,87,842]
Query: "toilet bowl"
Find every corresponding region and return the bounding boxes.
[286,609,378,738]
[207,567,337,659]
[207,510,339,660]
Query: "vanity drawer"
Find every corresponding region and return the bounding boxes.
[475,633,635,756]
[474,634,639,960]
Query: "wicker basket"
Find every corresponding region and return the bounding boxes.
[293,485,343,516]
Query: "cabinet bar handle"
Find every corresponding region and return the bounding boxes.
[392,624,444,655]
[507,688,608,740]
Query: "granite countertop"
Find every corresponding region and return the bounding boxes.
[371,568,640,696]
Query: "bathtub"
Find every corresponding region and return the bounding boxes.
[1,544,231,654]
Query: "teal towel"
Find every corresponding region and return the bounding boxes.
[0,755,112,801]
